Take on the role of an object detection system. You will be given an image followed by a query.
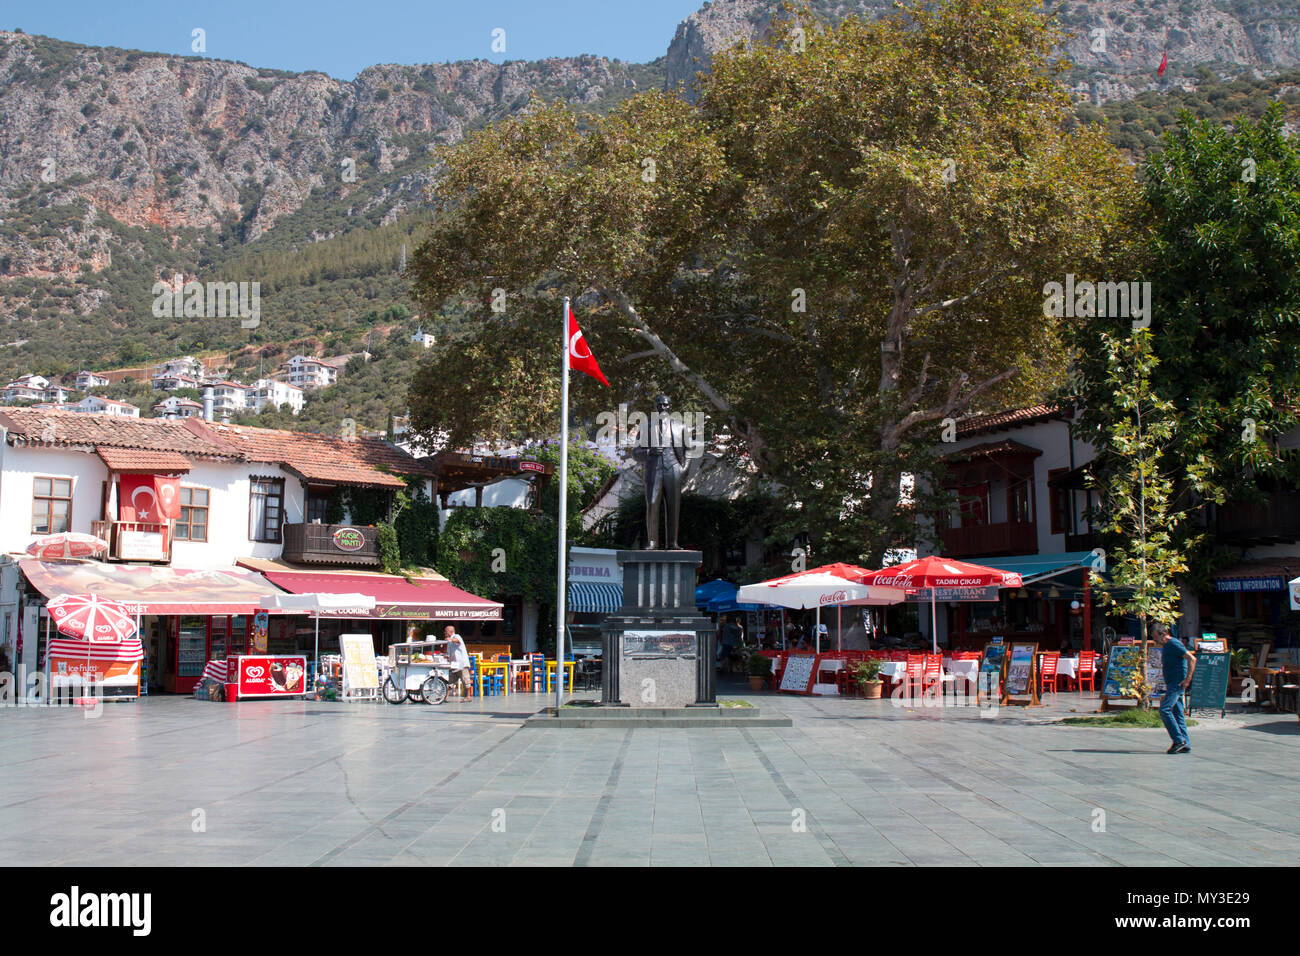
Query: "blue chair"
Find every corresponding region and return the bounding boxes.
[530,652,546,692]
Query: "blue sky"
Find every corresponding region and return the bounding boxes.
[7,0,705,79]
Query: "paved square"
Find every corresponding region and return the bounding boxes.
[1,685,1296,866]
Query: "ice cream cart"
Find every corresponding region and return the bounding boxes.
[383,640,453,705]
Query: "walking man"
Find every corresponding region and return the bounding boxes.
[1152,621,1195,754]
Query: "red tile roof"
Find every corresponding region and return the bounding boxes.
[0,408,239,459]
[944,439,1044,461]
[186,419,431,488]
[956,404,1069,438]
[96,447,193,473]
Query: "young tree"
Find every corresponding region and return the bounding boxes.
[408,0,1136,564]
[1090,328,1208,703]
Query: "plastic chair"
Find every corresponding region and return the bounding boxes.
[1077,651,1097,692]
[530,653,546,693]
[1039,653,1059,695]
[923,654,943,698]
[903,656,925,700]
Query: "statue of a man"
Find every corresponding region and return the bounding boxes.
[632,394,688,550]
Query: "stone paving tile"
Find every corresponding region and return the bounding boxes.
[3,686,1298,866]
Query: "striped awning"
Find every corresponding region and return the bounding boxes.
[568,582,622,614]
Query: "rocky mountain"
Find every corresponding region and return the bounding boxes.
[3,0,1300,399]
[665,0,1300,102]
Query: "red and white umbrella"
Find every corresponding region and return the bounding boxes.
[737,564,905,652]
[857,556,1024,653]
[46,593,138,642]
[26,533,109,561]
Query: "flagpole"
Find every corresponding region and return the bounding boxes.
[555,297,571,711]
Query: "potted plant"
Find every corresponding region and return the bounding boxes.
[745,651,772,691]
[1228,647,1252,695]
[852,659,885,699]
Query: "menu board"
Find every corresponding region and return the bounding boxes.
[1188,651,1231,717]
[1145,642,1167,699]
[340,634,379,696]
[978,643,1005,701]
[1102,642,1153,700]
[779,654,819,694]
[1003,642,1038,704]
[234,655,308,698]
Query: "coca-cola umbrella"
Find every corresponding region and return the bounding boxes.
[26,532,109,561]
[737,564,905,653]
[855,556,1024,654]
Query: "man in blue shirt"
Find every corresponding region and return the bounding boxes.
[1152,622,1196,754]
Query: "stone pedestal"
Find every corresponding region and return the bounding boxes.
[601,550,716,708]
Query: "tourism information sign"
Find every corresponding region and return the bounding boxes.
[1003,642,1038,706]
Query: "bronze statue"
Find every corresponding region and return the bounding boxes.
[632,394,688,550]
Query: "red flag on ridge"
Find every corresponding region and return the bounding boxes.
[1158,51,1168,77]
[567,304,609,387]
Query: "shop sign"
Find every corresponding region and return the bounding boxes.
[236,655,307,697]
[119,530,166,561]
[1213,576,1283,593]
[906,585,1001,603]
[519,460,545,473]
[332,527,366,552]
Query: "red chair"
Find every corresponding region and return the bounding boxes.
[1039,652,1060,695]
[902,656,925,700]
[922,654,943,698]
[1077,651,1098,692]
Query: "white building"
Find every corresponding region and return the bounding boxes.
[280,355,338,390]
[64,396,140,418]
[43,385,69,403]
[153,356,202,380]
[411,327,436,348]
[152,396,204,419]
[0,408,447,693]
[204,382,247,417]
[1,375,49,403]
[152,373,202,392]
[246,379,304,415]
[74,371,110,390]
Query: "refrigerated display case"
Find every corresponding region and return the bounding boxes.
[168,616,208,693]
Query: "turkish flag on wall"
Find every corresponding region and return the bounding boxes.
[567,304,609,387]
[119,475,182,522]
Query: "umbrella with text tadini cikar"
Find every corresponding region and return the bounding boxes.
[46,593,138,642]
[26,533,109,561]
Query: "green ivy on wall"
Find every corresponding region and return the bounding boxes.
[435,507,559,604]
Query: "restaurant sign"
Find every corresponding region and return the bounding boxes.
[906,585,1001,603]
[325,605,502,621]
[332,527,366,552]
[1213,576,1283,593]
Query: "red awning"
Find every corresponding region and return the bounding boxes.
[261,571,503,621]
[19,560,290,615]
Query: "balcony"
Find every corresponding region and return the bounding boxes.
[282,522,381,566]
[940,521,1038,558]
[1216,492,1300,545]
[91,520,172,563]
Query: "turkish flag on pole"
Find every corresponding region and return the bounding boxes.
[1158,51,1168,76]
[567,303,609,387]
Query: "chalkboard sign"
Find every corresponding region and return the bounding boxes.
[1003,642,1039,705]
[1189,651,1230,717]
[978,643,1005,701]
[779,653,820,695]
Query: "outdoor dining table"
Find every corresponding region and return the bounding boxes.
[944,657,980,683]
[542,660,577,693]
[509,658,533,691]
[878,661,907,680]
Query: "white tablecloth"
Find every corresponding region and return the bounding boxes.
[946,659,980,682]
[879,661,907,680]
